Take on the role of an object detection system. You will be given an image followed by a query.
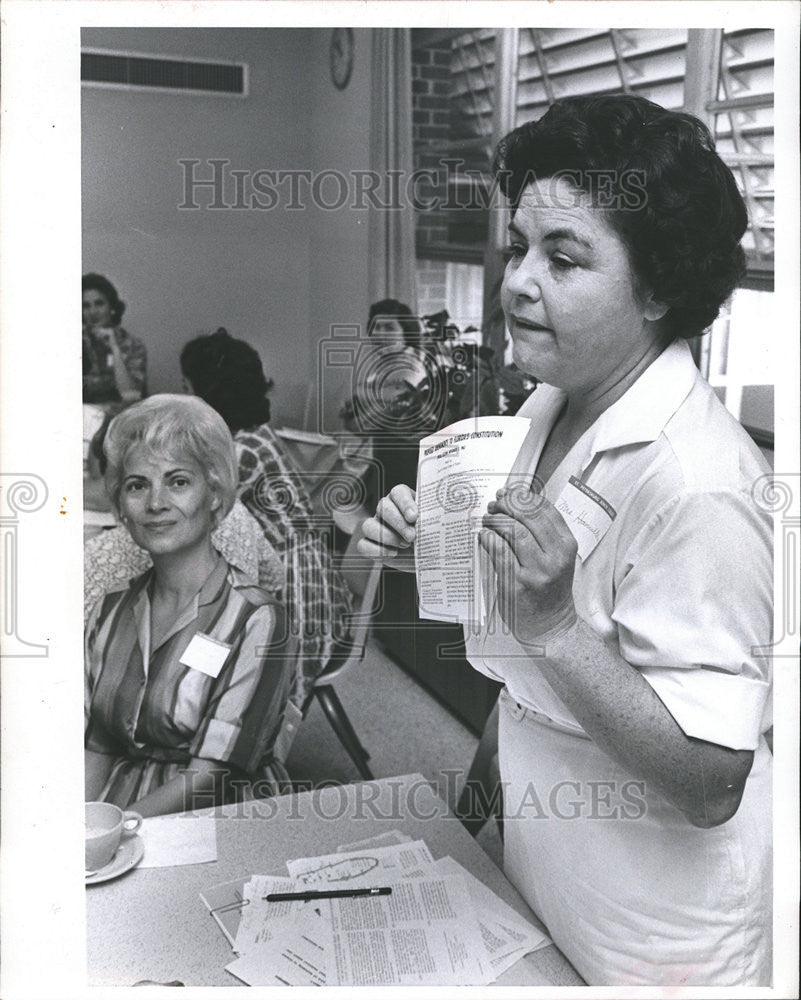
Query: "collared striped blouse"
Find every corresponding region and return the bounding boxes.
[85,558,297,809]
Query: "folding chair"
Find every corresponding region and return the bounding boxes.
[247,552,382,797]
[307,556,382,780]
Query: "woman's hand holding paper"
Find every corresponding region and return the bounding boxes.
[359,485,418,569]
[480,486,578,645]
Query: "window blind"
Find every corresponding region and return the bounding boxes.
[412,27,775,281]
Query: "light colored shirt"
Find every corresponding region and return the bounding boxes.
[466,339,772,751]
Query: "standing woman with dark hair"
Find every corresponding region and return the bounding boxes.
[82,272,148,404]
[361,95,773,985]
[180,328,352,705]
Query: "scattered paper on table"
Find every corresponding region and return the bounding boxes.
[139,816,217,868]
[324,874,491,986]
[199,876,250,947]
[233,876,307,956]
[226,919,332,986]
[432,856,550,975]
[201,837,546,986]
[433,856,550,947]
[286,839,434,886]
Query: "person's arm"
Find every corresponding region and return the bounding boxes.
[358,484,418,573]
[524,618,753,827]
[101,329,140,400]
[480,488,754,828]
[85,749,115,801]
[161,601,293,811]
[82,329,118,402]
[120,331,147,397]
[127,756,224,817]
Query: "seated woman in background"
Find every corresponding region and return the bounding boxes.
[180,329,352,704]
[82,272,148,405]
[85,395,296,816]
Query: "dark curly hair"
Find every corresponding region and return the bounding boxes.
[493,95,748,340]
[180,328,273,434]
[82,272,126,325]
[367,299,423,347]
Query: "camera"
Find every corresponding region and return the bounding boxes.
[316,318,482,441]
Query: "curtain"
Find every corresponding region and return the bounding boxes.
[368,29,417,311]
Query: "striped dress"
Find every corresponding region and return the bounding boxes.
[84,558,297,809]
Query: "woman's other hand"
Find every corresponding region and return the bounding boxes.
[358,484,417,568]
[480,485,578,644]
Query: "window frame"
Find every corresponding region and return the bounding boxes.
[412,27,775,451]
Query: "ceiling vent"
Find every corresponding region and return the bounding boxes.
[81,49,247,96]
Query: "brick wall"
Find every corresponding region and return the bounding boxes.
[411,37,488,322]
[411,41,452,259]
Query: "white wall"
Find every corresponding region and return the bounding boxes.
[82,27,372,428]
[305,28,372,434]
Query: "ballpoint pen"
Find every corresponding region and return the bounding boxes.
[265,886,393,902]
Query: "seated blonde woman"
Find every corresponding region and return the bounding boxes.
[84,395,297,816]
[84,411,285,613]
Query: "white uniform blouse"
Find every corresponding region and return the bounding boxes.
[465,338,773,751]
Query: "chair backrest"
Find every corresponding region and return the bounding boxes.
[316,557,382,685]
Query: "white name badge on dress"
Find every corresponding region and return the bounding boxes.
[180,633,231,678]
[554,476,616,560]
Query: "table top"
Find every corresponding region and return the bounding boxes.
[86,773,582,987]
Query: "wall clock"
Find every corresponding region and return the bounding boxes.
[330,28,354,90]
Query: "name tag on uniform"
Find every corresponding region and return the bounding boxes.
[179,633,231,678]
[554,476,616,560]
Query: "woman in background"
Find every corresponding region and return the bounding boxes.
[347,299,430,437]
[82,272,147,404]
[180,329,352,705]
[345,300,449,512]
[85,395,295,815]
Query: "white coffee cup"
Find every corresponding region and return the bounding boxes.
[85,801,143,872]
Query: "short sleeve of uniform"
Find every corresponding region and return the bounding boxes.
[189,602,295,773]
[612,487,772,751]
